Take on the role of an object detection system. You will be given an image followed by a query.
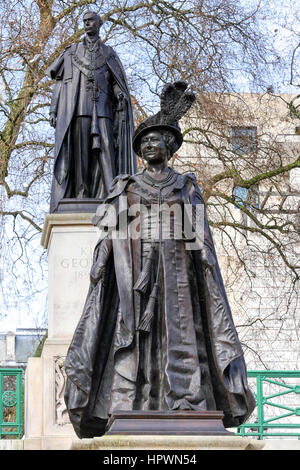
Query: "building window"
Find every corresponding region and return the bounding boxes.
[233,184,260,209]
[233,187,248,208]
[232,126,257,155]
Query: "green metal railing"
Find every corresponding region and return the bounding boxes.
[1,367,299,440]
[237,370,300,440]
[0,369,23,439]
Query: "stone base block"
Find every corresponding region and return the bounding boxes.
[22,436,82,450]
[0,440,24,450]
[25,342,76,443]
[23,213,98,451]
[23,438,41,450]
[24,340,78,450]
[70,435,265,451]
[263,439,300,450]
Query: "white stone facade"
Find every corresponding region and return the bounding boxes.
[175,93,300,434]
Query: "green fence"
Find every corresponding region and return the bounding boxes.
[237,370,300,440]
[1,367,299,440]
[0,369,23,439]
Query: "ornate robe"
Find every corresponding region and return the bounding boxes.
[64,169,255,438]
[47,38,136,212]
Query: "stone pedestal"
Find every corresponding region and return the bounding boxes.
[23,213,263,452]
[24,213,99,450]
[70,435,265,451]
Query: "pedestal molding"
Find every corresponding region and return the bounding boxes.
[41,212,95,248]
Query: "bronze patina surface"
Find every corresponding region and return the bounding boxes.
[64,82,255,438]
[47,10,136,213]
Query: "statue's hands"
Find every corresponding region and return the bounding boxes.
[200,248,215,270]
[49,112,57,128]
[116,91,125,111]
[116,91,124,102]
[90,263,106,285]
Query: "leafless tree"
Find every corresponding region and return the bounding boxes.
[176,90,300,371]
[0,0,299,376]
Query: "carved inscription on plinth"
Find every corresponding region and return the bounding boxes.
[59,246,94,282]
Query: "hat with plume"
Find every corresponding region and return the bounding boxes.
[133,81,196,157]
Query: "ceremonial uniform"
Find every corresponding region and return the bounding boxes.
[47,37,136,212]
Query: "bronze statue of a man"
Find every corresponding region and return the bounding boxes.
[47,10,136,213]
[64,81,255,438]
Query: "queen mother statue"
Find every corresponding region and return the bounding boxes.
[64,81,255,438]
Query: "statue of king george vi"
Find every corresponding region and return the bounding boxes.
[47,10,136,213]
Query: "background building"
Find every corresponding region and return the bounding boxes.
[0,328,47,370]
[174,92,300,437]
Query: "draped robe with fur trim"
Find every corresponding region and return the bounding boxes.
[64,170,255,438]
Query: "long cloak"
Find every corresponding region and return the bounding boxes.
[46,41,136,212]
[64,171,255,438]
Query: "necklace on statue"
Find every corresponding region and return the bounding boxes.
[85,37,100,53]
[142,168,176,188]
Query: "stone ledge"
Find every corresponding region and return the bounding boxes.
[70,435,265,451]
[23,436,79,450]
[263,439,300,450]
[41,213,95,248]
[0,440,24,450]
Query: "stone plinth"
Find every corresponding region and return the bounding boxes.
[70,435,265,451]
[41,213,99,340]
[24,213,99,450]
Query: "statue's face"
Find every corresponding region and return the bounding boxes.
[140,131,169,164]
[83,12,101,36]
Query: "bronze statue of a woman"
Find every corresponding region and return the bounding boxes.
[64,81,255,438]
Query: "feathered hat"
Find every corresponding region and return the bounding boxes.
[133,81,196,158]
